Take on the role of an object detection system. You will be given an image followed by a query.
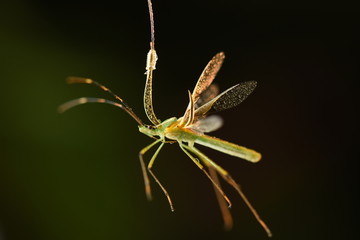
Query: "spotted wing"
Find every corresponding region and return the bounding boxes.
[181,52,225,126]
[192,52,225,104]
[194,81,258,121]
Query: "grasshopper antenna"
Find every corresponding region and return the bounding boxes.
[59,77,145,126]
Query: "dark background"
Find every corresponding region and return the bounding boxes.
[0,0,357,239]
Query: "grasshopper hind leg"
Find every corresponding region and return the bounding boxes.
[208,166,234,231]
[183,145,272,237]
[178,143,232,209]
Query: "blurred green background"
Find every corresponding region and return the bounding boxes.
[0,0,357,239]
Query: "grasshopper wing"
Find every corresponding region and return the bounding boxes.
[194,81,257,121]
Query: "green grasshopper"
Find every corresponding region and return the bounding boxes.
[59,0,271,237]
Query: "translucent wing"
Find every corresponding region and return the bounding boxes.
[194,81,257,120]
[181,52,225,126]
[195,84,219,109]
[189,115,223,133]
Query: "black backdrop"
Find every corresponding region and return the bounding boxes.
[0,0,357,239]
